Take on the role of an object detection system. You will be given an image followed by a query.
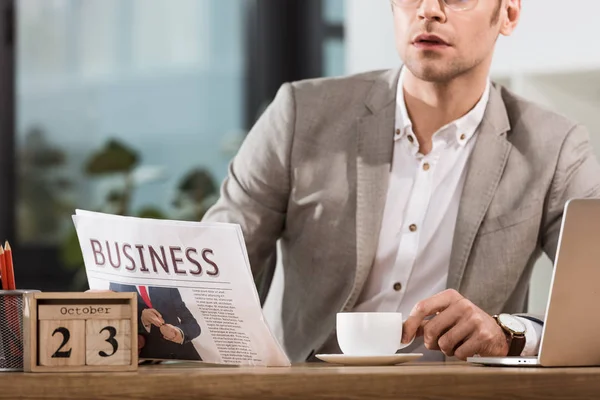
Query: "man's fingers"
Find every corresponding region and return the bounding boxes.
[412,318,435,338]
[160,325,177,341]
[162,325,183,344]
[148,309,164,326]
[410,290,463,318]
[422,305,463,350]
[403,289,463,343]
[436,321,474,357]
[453,337,481,361]
[403,316,434,343]
[415,320,428,338]
[146,312,164,327]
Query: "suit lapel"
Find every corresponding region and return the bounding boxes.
[343,69,399,311]
[447,85,512,291]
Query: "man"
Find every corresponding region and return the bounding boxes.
[203,0,600,362]
[110,283,202,360]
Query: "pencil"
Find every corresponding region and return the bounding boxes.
[0,246,7,290]
[2,241,21,359]
[4,241,15,290]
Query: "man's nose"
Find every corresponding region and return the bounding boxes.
[417,0,447,23]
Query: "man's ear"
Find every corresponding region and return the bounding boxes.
[500,0,521,37]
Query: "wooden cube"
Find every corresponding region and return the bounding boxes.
[38,304,132,321]
[23,292,138,372]
[86,319,131,366]
[38,320,86,367]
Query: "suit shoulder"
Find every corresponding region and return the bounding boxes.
[498,84,580,142]
[291,69,389,88]
[281,70,392,135]
[289,69,391,100]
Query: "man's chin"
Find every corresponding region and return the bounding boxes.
[404,60,465,84]
[414,68,458,84]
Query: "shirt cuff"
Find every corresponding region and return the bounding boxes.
[176,327,185,344]
[516,316,543,356]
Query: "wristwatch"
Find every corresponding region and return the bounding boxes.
[493,314,527,356]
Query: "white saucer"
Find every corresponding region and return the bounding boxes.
[315,353,423,366]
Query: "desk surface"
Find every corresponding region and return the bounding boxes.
[1,362,600,400]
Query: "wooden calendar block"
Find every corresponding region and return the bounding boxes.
[38,304,131,320]
[23,292,138,372]
[39,320,86,367]
[86,319,131,366]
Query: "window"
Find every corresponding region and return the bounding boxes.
[16,0,248,290]
[323,0,345,77]
[4,0,344,292]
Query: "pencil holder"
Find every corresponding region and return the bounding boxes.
[0,290,39,372]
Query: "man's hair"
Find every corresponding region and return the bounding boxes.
[490,0,503,25]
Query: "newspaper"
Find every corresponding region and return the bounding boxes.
[72,210,290,367]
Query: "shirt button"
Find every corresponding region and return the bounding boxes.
[393,282,402,292]
[407,135,414,143]
[409,224,418,232]
[396,129,401,136]
[460,134,466,141]
[423,163,430,171]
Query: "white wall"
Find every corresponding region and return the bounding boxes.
[345,0,600,315]
[510,72,600,314]
[346,0,396,74]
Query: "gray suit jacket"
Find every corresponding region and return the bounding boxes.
[203,68,600,362]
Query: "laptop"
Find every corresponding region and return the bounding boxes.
[467,198,600,367]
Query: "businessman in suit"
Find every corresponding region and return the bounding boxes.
[110,283,202,360]
[202,0,600,362]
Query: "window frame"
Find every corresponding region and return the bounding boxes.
[0,0,15,244]
[245,0,344,129]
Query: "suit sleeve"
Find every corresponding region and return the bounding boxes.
[109,283,147,333]
[171,289,201,343]
[541,124,600,260]
[202,83,296,278]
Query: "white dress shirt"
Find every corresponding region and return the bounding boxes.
[353,68,541,360]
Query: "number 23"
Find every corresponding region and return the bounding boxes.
[51,326,119,358]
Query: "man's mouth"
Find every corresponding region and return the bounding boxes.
[413,34,450,48]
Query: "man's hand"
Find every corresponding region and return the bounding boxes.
[402,289,509,360]
[160,324,184,344]
[141,308,164,329]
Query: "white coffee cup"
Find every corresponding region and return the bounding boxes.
[336,312,414,356]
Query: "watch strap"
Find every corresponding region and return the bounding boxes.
[507,333,526,356]
[494,314,527,356]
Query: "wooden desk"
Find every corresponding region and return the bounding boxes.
[1,362,599,400]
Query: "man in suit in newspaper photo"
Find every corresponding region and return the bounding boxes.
[110,282,202,360]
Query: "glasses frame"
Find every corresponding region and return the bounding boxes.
[391,0,479,12]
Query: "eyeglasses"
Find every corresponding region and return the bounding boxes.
[391,0,479,12]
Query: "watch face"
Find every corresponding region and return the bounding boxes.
[498,314,526,334]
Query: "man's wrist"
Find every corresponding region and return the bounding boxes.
[492,318,512,356]
[493,314,527,356]
[176,327,185,344]
[516,316,543,356]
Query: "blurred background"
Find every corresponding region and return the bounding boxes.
[0,0,345,291]
[0,0,597,316]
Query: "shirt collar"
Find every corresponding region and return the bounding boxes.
[394,67,491,147]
